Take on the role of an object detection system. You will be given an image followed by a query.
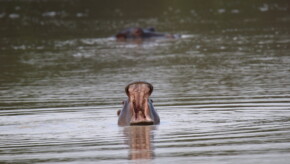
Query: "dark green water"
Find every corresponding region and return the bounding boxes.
[1,0,290,163]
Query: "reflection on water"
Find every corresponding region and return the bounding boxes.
[124,126,156,160]
[1,0,290,163]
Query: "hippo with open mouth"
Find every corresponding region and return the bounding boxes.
[115,27,179,41]
[118,81,160,126]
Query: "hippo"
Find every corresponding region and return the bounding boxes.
[118,81,160,126]
[115,27,178,40]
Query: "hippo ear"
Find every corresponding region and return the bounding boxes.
[117,110,121,116]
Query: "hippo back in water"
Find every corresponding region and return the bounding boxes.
[115,27,179,41]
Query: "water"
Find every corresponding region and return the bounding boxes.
[1,0,290,163]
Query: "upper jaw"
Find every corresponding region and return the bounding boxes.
[125,81,153,97]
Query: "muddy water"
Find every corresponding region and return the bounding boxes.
[1,0,290,163]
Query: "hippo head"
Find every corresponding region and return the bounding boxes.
[118,81,160,126]
[115,27,174,41]
[115,27,145,40]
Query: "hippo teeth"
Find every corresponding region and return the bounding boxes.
[133,108,145,119]
[135,111,145,120]
[131,107,153,125]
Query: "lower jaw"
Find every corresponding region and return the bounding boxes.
[130,121,154,126]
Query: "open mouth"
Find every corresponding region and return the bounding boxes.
[130,100,153,125]
[126,81,154,126]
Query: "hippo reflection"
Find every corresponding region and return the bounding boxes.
[118,81,160,126]
[123,126,156,160]
[115,27,178,40]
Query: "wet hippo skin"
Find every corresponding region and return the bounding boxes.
[118,81,160,126]
[115,27,178,40]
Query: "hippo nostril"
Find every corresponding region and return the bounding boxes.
[142,112,146,119]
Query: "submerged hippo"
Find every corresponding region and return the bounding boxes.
[118,81,160,126]
[115,27,178,40]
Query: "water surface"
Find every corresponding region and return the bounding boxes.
[1,0,290,163]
